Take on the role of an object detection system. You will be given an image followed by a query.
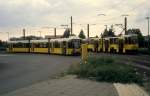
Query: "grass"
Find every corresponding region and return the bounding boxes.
[68,56,143,84]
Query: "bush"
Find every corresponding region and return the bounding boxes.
[68,56,143,84]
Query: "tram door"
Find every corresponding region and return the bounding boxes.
[62,41,67,55]
[104,40,109,52]
[94,40,98,52]
[28,40,31,53]
[9,44,13,52]
[31,43,34,52]
[119,39,124,53]
[48,39,51,54]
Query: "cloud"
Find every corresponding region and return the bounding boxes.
[0,0,150,40]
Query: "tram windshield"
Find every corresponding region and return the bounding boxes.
[110,38,119,44]
[125,36,138,44]
[68,39,81,48]
[72,39,81,48]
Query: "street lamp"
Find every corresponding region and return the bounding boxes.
[97,14,106,16]
[146,17,150,37]
[115,24,124,29]
[146,16,150,49]
[60,24,69,29]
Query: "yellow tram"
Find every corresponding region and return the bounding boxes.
[7,40,30,53]
[83,38,99,52]
[7,34,139,54]
[102,37,119,53]
[101,34,139,53]
[7,37,81,55]
[120,34,139,53]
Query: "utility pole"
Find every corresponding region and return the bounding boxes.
[23,28,26,40]
[125,17,127,35]
[71,16,73,35]
[87,24,89,38]
[146,17,150,37]
[146,17,150,49]
[122,14,129,35]
[54,28,56,37]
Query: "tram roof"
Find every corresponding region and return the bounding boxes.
[31,39,48,43]
[8,40,29,43]
[104,37,119,39]
[8,37,81,43]
[122,34,138,37]
[50,37,81,42]
[82,38,99,41]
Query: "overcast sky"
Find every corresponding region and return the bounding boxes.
[0,0,150,41]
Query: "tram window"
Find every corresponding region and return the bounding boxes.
[50,43,52,48]
[114,38,118,44]
[34,43,40,48]
[131,37,138,44]
[34,43,46,48]
[40,43,47,48]
[39,43,43,48]
[125,37,134,44]
[13,43,25,48]
[47,43,51,48]
[54,42,60,48]
[44,43,47,48]
[68,41,73,48]
[73,40,80,48]
[110,39,113,44]
[125,38,128,44]
[26,43,30,48]
[99,40,102,44]
[129,37,132,44]
[12,44,15,47]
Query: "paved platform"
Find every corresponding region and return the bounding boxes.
[0,54,80,94]
[114,83,149,96]
[1,76,118,96]
[1,76,149,96]
[1,75,149,96]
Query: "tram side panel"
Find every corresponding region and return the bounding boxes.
[109,38,119,53]
[123,36,139,53]
[12,43,29,53]
[32,43,49,53]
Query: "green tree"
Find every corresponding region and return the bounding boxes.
[0,40,2,46]
[102,25,115,37]
[78,29,86,39]
[102,28,108,37]
[108,28,115,37]
[95,35,99,38]
[63,28,70,38]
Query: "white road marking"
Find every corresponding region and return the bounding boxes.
[114,83,149,96]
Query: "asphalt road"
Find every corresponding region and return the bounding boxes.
[0,53,80,95]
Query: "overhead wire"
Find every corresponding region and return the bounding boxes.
[96,0,148,22]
